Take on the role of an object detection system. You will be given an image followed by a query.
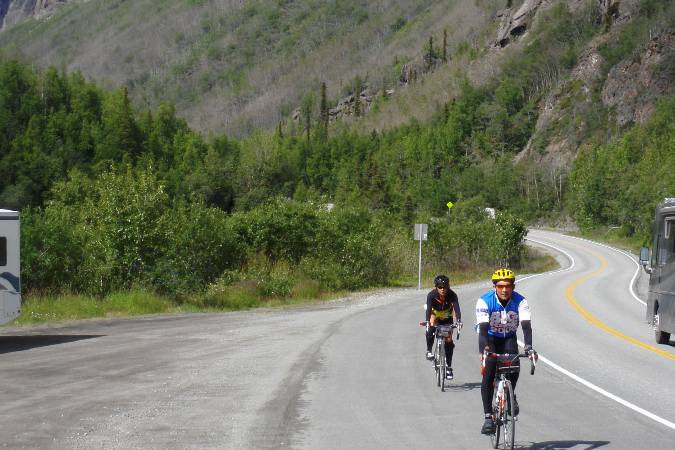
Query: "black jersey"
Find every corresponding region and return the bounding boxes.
[425,288,461,322]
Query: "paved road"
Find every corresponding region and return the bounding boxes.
[1,230,673,449]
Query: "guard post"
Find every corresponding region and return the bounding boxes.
[414,223,428,290]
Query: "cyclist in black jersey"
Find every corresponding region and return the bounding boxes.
[425,274,462,379]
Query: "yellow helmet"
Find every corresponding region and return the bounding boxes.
[492,268,515,283]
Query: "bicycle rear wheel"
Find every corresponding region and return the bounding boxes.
[503,380,516,450]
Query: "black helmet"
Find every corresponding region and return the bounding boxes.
[434,274,450,288]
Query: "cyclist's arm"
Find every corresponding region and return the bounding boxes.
[476,297,490,353]
[518,296,532,347]
[425,291,434,322]
[521,320,532,347]
[478,322,491,353]
[450,290,461,323]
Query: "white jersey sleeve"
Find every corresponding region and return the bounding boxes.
[476,297,490,324]
[518,298,531,321]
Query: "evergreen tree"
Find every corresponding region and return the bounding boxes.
[300,92,315,143]
[353,78,362,117]
[95,87,142,166]
[276,121,284,140]
[319,82,329,141]
[425,36,434,70]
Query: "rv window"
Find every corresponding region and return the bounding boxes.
[666,216,674,239]
[0,237,6,266]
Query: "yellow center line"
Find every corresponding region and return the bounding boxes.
[562,241,675,361]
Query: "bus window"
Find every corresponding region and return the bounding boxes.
[0,237,6,266]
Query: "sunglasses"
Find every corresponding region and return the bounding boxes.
[436,285,448,290]
[495,283,514,289]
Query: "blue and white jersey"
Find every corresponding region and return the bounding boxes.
[475,290,530,338]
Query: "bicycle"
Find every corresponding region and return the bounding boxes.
[482,348,536,450]
[419,321,460,391]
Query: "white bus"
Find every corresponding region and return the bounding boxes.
[0,209,21,325]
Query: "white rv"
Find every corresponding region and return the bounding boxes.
[0,209,21,325]
[640,198,675,344]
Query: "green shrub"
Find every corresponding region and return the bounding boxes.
[230,197,320,263]
[152,201,243,296]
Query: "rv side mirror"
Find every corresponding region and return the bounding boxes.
[639,247,652,274]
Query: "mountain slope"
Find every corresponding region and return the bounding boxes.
[0,0,498,138]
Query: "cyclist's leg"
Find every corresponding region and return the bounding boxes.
[444,339,455,365]
[426,314,437,356]
[438,319,455,367]
[481,337,498,415]
[504,336,520,415]
[425,326,435,353]
[481,354,498,434]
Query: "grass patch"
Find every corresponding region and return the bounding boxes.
[13,290,181,325]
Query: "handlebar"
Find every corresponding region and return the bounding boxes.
[483,347,537,375]
[419,321,461,340]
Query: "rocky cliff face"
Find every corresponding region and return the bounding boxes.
[0,0,68,31]
[511,1,672,170]
[602,32,674,126]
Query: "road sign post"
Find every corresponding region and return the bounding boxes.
[414,224,428,290]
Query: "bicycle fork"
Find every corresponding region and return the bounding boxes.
[493,379,507,423]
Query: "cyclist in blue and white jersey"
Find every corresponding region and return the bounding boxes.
[476,268,535,435]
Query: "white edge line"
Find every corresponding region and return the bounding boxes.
[563,234,647,307]
[517,339,675,431]
[522,237,576,279]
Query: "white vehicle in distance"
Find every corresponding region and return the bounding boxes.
[0,209,21,325]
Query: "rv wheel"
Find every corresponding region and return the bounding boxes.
[654,312,670,344]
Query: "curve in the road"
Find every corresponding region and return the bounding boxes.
[550,238,675,361]
[523,235,675,432]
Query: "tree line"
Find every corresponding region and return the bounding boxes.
[1,1,672,300]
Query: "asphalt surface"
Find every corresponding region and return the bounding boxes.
[1,229,673,449]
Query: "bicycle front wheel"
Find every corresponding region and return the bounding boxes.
[503,380,516,450]
[490,381,501,448]
[439,341,446,392]
[435,341,441,387]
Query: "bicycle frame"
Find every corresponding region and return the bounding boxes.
[420,321,460,391]
[483,350,536,450]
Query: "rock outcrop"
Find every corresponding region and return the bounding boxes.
[601,32,674,126]
[0,0,69,31]
[518,28,673,167]
[495,0,542,48]
[292,85,395,124]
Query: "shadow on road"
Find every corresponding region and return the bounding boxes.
[443,381,482,392]
[517,440,610,449]
[0,334,104,354]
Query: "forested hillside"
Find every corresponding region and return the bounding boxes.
[0,0,673,309]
